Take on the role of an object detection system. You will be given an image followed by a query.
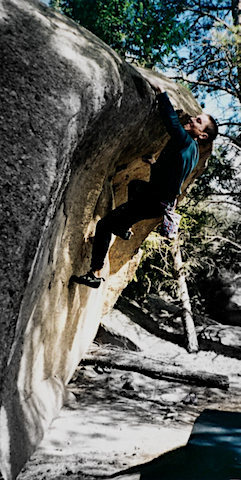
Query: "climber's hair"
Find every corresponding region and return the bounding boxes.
[204,115,219,143]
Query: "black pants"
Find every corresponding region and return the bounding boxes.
[90,180,167,271]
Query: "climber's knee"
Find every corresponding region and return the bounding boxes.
[128,179,147,200]
[95,216,110,233]
[128,179,140,194]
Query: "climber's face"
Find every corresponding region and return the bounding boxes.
[184,113,210,141]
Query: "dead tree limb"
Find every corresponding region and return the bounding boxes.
[172,239,199,353]
[82,347,229,390]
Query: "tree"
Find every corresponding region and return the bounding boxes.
[49,0,189,66]
[164,1,241,319]
[168,0,241,146]
[50,1,241,140]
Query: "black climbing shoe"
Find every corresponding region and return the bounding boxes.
[68,271,105,289]
[112,228,133,240]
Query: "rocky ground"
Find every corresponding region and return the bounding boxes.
[18,295,241,480]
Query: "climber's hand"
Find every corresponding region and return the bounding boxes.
[147,77,165,94]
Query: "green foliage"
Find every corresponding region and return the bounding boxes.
[50,0,241,140]
[124,231,177,300]
[185,147,241,206]
[178,200,241,313]
[49,0,189,66]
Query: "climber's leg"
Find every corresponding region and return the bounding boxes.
[89,202,137,273]
[107,181,153,239]
[90,216,113,271]
[69,181,165,288]
[68,206,130,288]
[127,179,149,202]
[68,216,111,288]
[69,201,145,288]
[90,183,165,274]
[68,205,131,288]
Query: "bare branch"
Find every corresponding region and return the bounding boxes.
[218,122,241,127]
[184,6,233,31]
[190,1,230,11]
[186,58,227,75]
[205,200,241,208]
[170,73,237,96]
[207,192,241,196]
[204,235,241,250]
[150,264,173,278]
[218,132,241,148]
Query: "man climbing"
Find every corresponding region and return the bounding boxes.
[69,80,218,289]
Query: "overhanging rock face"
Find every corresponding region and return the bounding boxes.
[0,0,211,478]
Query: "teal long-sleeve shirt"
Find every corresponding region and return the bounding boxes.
[150,92,199,203]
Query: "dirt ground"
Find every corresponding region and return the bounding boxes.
[18,306,241,480]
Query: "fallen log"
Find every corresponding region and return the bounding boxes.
[83,347,229,390]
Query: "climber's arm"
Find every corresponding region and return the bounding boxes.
[156,93,190,147]
[146,78,190,147]
[145,76,165,94]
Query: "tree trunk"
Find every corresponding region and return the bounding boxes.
[232,0,241,96]
[82,346,229,390]
[172,239,199,353]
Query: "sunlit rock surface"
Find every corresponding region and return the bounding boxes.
[0,0,211,477]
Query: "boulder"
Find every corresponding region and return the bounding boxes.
[0,0,211,477]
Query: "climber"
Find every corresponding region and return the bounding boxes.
[69,80,218,289]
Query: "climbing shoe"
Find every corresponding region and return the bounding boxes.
[112,228,133,240]
[68,271,105,289]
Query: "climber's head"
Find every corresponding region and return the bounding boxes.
[184,113,218,144]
